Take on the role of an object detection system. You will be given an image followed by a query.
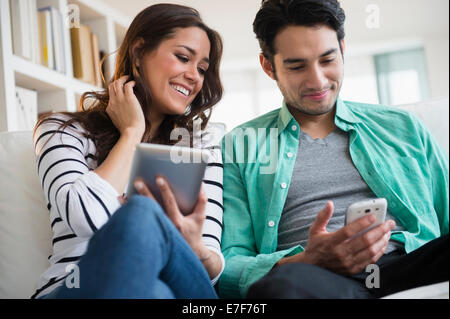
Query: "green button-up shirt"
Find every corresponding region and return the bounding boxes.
[218,98,449,298]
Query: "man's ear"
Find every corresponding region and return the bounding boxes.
[260,53,276,80]
[340,39,346,58]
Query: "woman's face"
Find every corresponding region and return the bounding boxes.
[141,27,211,117]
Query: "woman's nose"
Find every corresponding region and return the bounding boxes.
[184,65,201,83]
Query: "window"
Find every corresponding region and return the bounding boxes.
[374,48,430,105]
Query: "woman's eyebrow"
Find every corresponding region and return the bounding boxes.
[176,45,210,64]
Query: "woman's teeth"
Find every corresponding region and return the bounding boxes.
[171,84,190,96]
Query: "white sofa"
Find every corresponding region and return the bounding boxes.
[0,99,448,299]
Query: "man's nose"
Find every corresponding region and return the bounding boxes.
[305,64,327,89]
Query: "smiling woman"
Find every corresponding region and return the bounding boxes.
[31,3,225,299]
[142,27,211,120]
[67,4,223,164]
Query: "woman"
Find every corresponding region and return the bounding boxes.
[32,4,224,298]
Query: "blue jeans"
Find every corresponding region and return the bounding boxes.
[41,195,217,298]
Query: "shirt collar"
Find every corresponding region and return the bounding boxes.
[335,98,361,124]
[277,98,361,135]
[277,100,294,134]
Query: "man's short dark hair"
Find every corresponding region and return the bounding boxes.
[253,0,346,65]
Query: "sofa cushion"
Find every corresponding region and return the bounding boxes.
[0,131,51,299]
[396,97,449,155]
[383,281,449,299]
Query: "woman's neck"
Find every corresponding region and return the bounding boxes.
[148,110,165,140]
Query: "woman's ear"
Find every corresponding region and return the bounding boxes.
[132,38,145,67]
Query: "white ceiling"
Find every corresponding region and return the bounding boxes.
[101,0,449,62]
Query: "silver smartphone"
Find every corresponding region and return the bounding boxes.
[126,143,209,215]
[345,198,387,238]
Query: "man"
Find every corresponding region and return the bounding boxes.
[218,0,448,299]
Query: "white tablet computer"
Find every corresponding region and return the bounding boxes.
[126,143,209,215]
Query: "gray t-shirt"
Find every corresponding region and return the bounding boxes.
[277,127,404,254]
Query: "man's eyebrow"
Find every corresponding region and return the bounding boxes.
[283,48,338,64]
[176,45,210,64]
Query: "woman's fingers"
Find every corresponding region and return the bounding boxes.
[134,178,155,201]
[108,82,116,100]
[113,75,129,98]
[190,184,207,223]
[124,80,136,99]
[156,176,182,223]
[117,195,128,205]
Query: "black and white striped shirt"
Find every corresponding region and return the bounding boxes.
[31,115,224,298]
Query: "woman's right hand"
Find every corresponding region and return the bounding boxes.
[106,75,145,138]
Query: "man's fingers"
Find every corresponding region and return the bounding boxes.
[309,201,334,235]
[352,231,390,266]
[134,178,155,201]
[350,220,395,253]
[334,213,376,243]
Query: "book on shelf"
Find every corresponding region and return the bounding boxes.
[9,0,67,73]
[10,0,29,60]
[29,0,40,65]
[37,9,54,70]
[9,0,104,87]
[70,24,103,88]
[15,86,38,131]
[38,6,66,73]
[91,33,103,88]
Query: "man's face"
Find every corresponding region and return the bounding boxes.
[263,25,344,116]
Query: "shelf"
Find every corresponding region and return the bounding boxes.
[13,55,67,91]
[68,0,131,28]
[12,55,100,93]
[0,0,130,132]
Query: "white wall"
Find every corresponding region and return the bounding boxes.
[340,55,379,104]
[424,35,450,99]
[101,0,449,131]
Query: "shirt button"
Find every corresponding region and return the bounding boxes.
[287,152,293,158]
[268,220,275,227]
[281,182,287,189]
[291,125,298,131]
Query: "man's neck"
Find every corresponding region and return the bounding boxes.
[287,104,337,139]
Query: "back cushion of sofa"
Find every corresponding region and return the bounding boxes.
[0,131,51,298]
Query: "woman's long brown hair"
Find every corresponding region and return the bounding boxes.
[34,4,223,165]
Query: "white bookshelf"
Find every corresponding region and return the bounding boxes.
[0,0,132,132]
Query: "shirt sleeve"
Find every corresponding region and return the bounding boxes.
[412,113,449,235]
[195,124,225,285]
[217,133,298,298]
[33,117,121,238]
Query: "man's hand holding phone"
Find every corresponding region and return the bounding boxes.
[276,201,396,276]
